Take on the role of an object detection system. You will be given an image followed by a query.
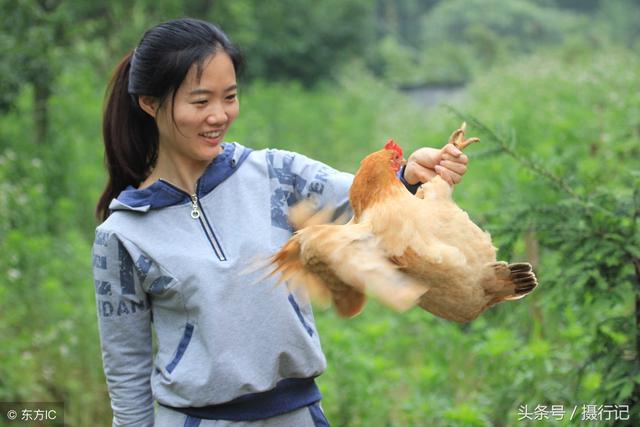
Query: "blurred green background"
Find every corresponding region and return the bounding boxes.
[1,0,639,425]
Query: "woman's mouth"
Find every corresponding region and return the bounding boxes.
[199,130,224,144]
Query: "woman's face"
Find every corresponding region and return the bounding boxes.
[152,51,239,166]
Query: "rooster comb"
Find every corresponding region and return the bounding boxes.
[384,139,403,157]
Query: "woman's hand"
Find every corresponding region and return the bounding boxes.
[404,144,468,186]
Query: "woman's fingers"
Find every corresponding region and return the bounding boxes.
[439,159,467,175]
[413,167,437,183]
[443,143,463,158]
[441,152,468,163]
[435,165,462,185]
[406,144,469,186]
[438,145,467,184]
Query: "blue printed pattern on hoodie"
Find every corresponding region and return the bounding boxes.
[266,150,343,231]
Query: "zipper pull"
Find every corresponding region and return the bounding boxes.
[190,194,201,219]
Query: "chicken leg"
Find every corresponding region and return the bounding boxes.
[450,122,480,151]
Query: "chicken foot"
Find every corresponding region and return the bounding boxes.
[483,261,538,309]
[449,122,480,150]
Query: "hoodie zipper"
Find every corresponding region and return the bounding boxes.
[190,195,201,219]
[162,180,227,261]
[191,192,227,261]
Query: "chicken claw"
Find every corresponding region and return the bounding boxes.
[449,122,480,151]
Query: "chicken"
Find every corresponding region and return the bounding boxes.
[270,123,538,322]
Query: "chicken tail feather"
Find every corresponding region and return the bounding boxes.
[269,235,333,304]
[269,237,302,278]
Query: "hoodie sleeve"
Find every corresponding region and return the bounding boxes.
[92,229,154,427]
[397,165,422,195]
[266,149,354,226]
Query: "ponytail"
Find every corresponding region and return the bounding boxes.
[96,51,158,221]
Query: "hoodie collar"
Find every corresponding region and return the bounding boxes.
[109,142,251,213]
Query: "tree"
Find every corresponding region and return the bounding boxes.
[210,0,374,85]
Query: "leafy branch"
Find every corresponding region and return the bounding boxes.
[447,106,621,218]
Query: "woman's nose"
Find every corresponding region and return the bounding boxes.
[206,104,227,125]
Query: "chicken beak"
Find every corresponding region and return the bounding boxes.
[401,158,407,167]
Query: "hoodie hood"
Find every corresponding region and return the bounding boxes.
[109,142,252,213]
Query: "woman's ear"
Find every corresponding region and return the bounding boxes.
[138,96,159,118]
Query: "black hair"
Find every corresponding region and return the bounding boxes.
[97,18,244,221]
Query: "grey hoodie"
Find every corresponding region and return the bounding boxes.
[92,142,353,426]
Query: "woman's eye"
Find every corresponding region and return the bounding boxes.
[193,100,208,105]
[226,93,237,101]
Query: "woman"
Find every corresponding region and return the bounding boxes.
[93,18,468,427]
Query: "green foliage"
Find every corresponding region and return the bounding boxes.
[594,0,640,48]
[0,0,60,110]
[2,1,640,426]
[227,65,436,172]
[0,61,109,425]
[418,0,583,84]
[371,0,640,86]
[423,0,581,51]
[209,0,373,85]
